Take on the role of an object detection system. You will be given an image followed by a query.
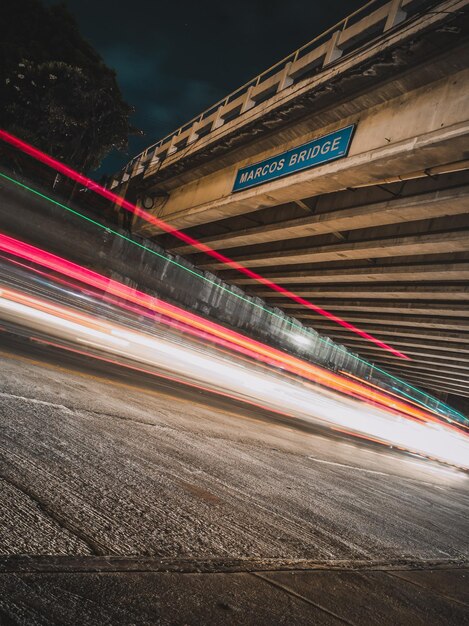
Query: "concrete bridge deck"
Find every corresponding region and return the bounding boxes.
[113,0,469,403]
[1,338,468,624]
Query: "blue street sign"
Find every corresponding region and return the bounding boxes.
[233,124,355,192]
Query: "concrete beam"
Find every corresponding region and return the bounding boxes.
[328,338,469,358]
[393,375,469,392]
[230,262,469,285]
[384,0,407,31]
[394,374,469,392]
[379,368,469,391]
[383,375,469,398]
[312,324,469,345]
[252,284,469,301]
[324,30,343,66]
[135,3,468,190]
[375,364,469,385]
[396,373,469,391]
[142,79,469,231]
[300,313,469,332]
[367,355,469,375]
[323,328,468,346]
[267,301,469,318]
[350,349,469,367]
[277,61,294,92]
[414,382,469,394]
[370,370,469,393]
[172,185,469,253]
[362,356,469,376]
[199,230,469,270]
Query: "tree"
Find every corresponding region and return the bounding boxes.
[1,0,140,172]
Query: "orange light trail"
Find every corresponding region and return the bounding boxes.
[0,233,456,429]
[0,129,409,359]
[339,370,469,433]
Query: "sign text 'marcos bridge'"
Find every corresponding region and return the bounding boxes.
[233,125,355,192]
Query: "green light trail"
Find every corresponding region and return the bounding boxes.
[0,169,465,422]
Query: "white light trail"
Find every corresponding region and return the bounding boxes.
[1,287,468,470]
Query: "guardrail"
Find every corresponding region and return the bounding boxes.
[109,0,436,189]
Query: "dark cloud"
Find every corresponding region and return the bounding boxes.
[43,0,363,174]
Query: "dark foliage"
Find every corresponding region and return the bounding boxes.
[1,0,140,172]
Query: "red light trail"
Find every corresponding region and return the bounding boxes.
[0,233,453,428]
[0,130,409,359]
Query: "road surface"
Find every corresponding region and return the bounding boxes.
[1,336,469,623]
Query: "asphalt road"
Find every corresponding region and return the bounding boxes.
[1,334,468,564]
[2,335,469,624]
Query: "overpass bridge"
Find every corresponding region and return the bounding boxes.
[110,0,469,402]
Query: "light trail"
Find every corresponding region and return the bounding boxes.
[5,251,460,428]
[0,170,464,423]
[0,281,467,469]
[0,233,460,428]
[0,130,409,359]
[338,369,468,429]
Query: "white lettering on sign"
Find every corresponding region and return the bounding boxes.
[233,125,355,192]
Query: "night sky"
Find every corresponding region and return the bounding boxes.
[44,0,363,174]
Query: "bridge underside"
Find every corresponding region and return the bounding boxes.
[124,1,469,403]
[162,172,469,401]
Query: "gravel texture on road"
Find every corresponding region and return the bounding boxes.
[1,341,468,563]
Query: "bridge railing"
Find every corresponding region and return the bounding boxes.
[109,0,436,190]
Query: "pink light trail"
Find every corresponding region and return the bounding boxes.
[0,232,458,426]
[0,130,409,359]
